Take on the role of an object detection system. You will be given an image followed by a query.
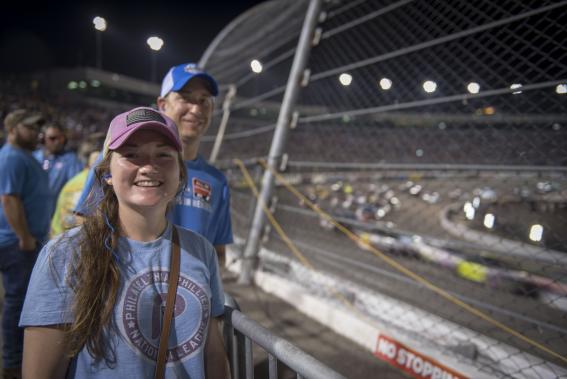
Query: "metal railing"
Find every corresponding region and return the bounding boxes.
[223,293,346,379]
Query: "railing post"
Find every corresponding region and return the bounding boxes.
[268,354,278,379]
[224,293,241,379]
[245,337,254,379]
[239,0,323,284]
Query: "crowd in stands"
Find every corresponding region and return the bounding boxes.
[0,77,126,149]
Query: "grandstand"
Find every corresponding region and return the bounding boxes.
[0,67,157,148]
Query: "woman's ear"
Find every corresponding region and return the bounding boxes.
[103,173,112,185]
[157,96,167,112]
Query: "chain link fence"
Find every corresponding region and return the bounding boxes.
[203,0,567,377]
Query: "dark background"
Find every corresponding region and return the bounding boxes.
[0,0,266,81]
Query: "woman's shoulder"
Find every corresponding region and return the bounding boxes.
[174,225,215,256]
[175,225,210,245]
[35,226,82,273]
[48,226,82,246]
[43,226,82,257]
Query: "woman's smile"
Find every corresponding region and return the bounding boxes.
[134,180,163,187]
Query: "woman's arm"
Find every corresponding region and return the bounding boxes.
[204,318,231,379]
[23,326,71,379]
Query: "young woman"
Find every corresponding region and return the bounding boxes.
[19,107,229,379]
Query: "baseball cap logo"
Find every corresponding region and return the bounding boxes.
[184,63,200,73]
[126,109,165,126]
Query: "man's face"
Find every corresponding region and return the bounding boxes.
[12,122,41,151]
[158,77,214,145]
[44,126,66,154]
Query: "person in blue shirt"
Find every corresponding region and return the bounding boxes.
[34,123,84,217]
[76,63,233,266]
[0,109,50,379]
[157,63,233,265]
[20,107,229,378]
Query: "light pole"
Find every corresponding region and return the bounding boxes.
[93,16,107,69]
[147,36,164,83]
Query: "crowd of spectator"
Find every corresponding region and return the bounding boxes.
[0,77,125,149]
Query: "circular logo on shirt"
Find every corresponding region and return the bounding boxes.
[120,270,210,363]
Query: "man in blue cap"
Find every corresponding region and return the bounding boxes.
[75,63,232,264]
[157,63,232,264]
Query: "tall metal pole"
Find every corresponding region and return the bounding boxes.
[96,31,102,69]
[210,84,237,163]
[239,0,322,284]
[151,52,157,83]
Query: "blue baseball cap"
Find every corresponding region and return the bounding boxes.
[160,63,219,98]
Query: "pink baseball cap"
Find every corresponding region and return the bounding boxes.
[104,107,181,153]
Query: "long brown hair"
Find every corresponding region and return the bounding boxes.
[64,150,187,365]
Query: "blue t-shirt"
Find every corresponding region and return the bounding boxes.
[0,144,51,247]
[75,154,232,246]
[20,223,224,379]
[34,149,84,215]
[171,156,233,246]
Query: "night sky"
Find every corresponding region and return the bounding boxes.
[1,0,267,81]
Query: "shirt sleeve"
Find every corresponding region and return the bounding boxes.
[73,151,102,214]
[0,154,26,196]
[32,149,43,163]
[68,153,84,181]
[212,182,233,246]
[19,236,75,327]
[207,242,225,317]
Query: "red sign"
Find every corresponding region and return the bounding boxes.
[374,334,468,379]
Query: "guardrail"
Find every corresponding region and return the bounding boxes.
[223,293,346,379]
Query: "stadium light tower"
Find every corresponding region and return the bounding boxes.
[93,16,107,69]
[147,36,164,83]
